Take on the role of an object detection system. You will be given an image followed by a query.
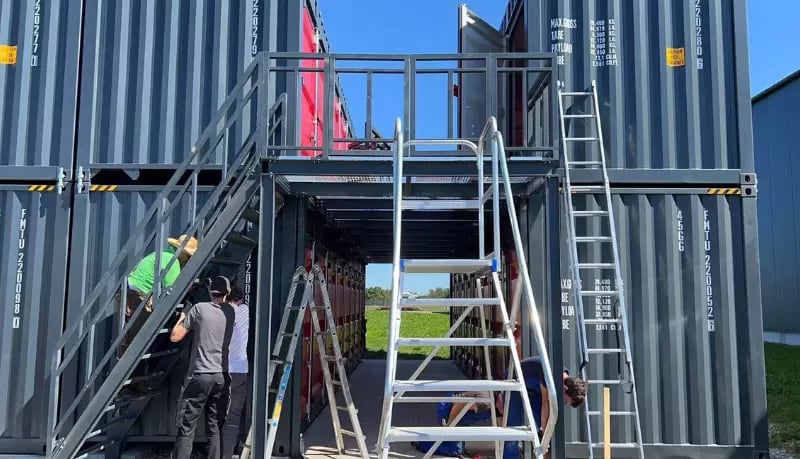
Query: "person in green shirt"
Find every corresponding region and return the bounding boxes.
[115,235,199,392]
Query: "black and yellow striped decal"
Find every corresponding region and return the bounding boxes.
[707,188,741,195]
[89,185,118,192]
[27,185,56,192]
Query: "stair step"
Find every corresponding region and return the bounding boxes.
[578,263,616,269]
[210,257,241,266]
[573,210,609,217]
[392,379,522,393]
[225,233,258,247]
[587,348,626,354]
[141,348,180,360]
[401,258,495,274]
[574,236,612,243]
[386,426,534,443]
[396,338,510,347]
[580,290,620,297]
[588,410,636,416]
[400,298,501,308]
[242,208,260,224]
[394,395,495,404]
[123,371,166,385]
[401,199,480,211]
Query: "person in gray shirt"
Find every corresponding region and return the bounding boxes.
[170,276,235,459]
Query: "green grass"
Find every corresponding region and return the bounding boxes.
[766,343,800,453]
[365,309,451,359]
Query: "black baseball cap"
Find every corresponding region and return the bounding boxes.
[209,276,231,295]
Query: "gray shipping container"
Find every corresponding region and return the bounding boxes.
[2,0,264,169]
[752,69,800,345]
[523,189,768,457]
[497,0,754,171]
[0,185,72,455]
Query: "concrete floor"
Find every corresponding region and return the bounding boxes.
[303,359,498,459]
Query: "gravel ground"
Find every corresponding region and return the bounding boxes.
[771,448,799,459]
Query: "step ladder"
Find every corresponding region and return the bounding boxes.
[375,118,560,459]
[557,80,645,459]
[241,264,369,459]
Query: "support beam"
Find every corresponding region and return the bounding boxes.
[252,174,276,459]
[290,182,528,198]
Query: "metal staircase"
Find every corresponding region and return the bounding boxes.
[46,58,273,459]
[375,118,559,459]
[557,80,644,459]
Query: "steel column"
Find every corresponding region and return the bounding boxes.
[253,173,277,459]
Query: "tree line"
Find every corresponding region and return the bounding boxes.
[366,286,450,305]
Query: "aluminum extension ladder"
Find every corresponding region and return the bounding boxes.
[241,265,369,459]
[557,80,645,459]
[375,118,560,459]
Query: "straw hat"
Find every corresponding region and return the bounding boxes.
[167,235,199,256]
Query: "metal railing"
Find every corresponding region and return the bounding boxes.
[47,54,271,458]
[261,52,557,158]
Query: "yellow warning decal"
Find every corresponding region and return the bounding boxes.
[89,185,118,192]
[707,188,741,195]
[0,45,17,65]
[27,185,56,192]
[666,47,686,67]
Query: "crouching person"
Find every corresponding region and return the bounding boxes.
[170,276,236,459]
[413,391,495,457]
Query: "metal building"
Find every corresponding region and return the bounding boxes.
[0,0,770,458]
[752,69,800,346]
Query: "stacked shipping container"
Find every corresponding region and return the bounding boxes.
[453,0,768,457]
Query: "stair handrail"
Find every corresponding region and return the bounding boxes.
[492,127,560,451]
[48,54,266,450]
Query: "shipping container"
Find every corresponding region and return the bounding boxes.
[534,189,767,456]
[0,1,82,169]
[0,185,72,454]
[752,69,800,345]
[460,0,755,171]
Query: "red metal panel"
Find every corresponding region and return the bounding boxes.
[299,10,322,158]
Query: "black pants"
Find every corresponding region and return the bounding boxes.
[174,372,227,459]
[221,373,249,459]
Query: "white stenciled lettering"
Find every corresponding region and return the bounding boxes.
[244,253,253,305]
[590,17,619,67]
[13,209,28,329]
[251,0,260,57]
[677,210,685,252]
[594,278,614,331]
[695,0,705,70]
[550,17,576,67]
[561,278,572,330]
[31,0,41,67]
[704,210,714,331]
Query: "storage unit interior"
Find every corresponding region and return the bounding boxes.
[0,0,769,458]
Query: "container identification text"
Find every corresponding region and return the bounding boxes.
[31,0,41,67]
[13,209,28,329]
[704,210,714,332]
[251,0,260,57]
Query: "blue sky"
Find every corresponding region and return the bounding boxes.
[317,0,800,291]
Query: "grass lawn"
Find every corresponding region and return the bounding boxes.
[365,308,451,359]
[765,343,800,453]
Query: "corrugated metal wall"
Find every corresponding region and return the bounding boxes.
[522,190,767,455]
[752,72,800,340]
[507,0,753,170]
[0,185,71,454]
[0,1,83,168]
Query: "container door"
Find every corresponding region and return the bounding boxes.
[457,4,505,144]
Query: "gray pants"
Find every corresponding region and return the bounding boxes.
[222,373,249,459]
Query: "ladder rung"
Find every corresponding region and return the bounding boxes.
[401,199,480,210]
[563,113,595,118]
[580,290,620,297]
[561,91,593,97]
[336,405,356,412]
[568,161,603,167]
[587,379,628,385]
[386,426,533,443]
[588,411,636,416]
[340,429,361,438]
[583,318,622,325]
[569,185,605,192]
[270,359,285,366]
[574,236,612,243]
[324,355,340,362]
[392,379,522,393]
[589,442,639,449]
[401,258,495,274]
[573,210,609,217]
[587,348,626,354]
[396,337,510,347]
[565,137,599,142]
[400,298,500,308]
[578,263,616,269]
[394,396,494,404]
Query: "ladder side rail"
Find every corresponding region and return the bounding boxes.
[376,118,405,453]
[494,132,559,452]
[475,277,502,459]
[589,81,645,457]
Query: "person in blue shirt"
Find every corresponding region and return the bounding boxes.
[413,357,586,459]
